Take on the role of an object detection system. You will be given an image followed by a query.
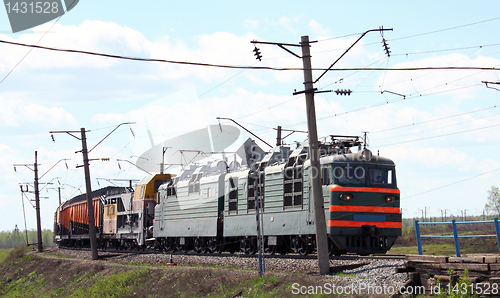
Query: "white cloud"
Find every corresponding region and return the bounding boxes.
[309,19,330,37]
[0,96,77,127]
[243,19,259,30]
[91,113,129,124]
[278,17,296,35]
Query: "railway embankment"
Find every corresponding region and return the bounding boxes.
[0,246,409,297]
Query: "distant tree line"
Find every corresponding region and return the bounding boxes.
[0,229,53,248]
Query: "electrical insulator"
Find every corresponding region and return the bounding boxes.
[253,46,262,61]
[335,89,352,96]
[382,38,391,57]
[51,134,55,142]
[101,158,110,161]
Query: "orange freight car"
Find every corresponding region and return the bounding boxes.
[53,186,130,247]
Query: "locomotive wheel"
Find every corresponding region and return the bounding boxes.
[206,237,218,253]
[326,237,346,256]
[194,238,204,253]
[164,238,173,252]
[239,238,256,254]
[174,238,185,252]
[290,236,309,256]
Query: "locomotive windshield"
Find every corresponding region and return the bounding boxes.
[334,166,366,185]
[368,168,393,185]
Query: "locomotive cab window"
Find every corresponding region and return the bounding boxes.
[334,166,366,185]
[369,168,393,185]
[188,174,202,194]
[228,177,238,212]
[321,166,332,186]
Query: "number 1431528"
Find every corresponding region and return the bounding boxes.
[5,2,59,14]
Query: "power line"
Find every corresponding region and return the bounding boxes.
[403,167,500,200]
[371,105,500,136]
[312,17,500,56]
[283,84,482,129]
[391,16,500,42]
[392,43,500,57]
[377,121,500,148]
[374,110,500,143]
[0,39,499,72]
[0,0,78,86]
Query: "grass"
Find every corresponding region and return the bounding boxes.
[332,272,356,278]
[70,268,150,298]
[390,243,458,255]
[0,248,12,265]
[391,223,500,256]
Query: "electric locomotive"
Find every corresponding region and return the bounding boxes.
[153,136,401,255]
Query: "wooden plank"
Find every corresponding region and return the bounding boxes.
[448,257,463,263]
[404,261,415,268]
[419,276,436,292]
[395,267,415,273]
[439,262,489,272]
[409,272,421,286]
[489,271,500,277]
[464,256,485,263]
[406,255,448,263]
[484,256,498,264]
[464,276,481,283]
[449,256,485,263]
[407,262,442,270]
[408,263,447,276]
[433,274,457,282]
[490,264,500,271]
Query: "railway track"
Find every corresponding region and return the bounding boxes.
[57,245,405,261]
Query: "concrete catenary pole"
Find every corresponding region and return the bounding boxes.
[34,151,43,252]
[300,35,330,275]
[81,128,99,260]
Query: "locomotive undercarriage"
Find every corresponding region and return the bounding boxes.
[56,232,396,256]
[152,234,395,256]
[57,234,148,251]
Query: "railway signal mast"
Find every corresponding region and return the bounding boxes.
[251,28,392,275]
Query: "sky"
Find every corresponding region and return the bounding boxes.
[2,1,500,232]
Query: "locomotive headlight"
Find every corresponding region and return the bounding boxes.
[385,195,399,203]
[361,149,372,161]
[340,193,353,202]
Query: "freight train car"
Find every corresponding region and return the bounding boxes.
[54,174,171,249]
[54,186,129,248]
